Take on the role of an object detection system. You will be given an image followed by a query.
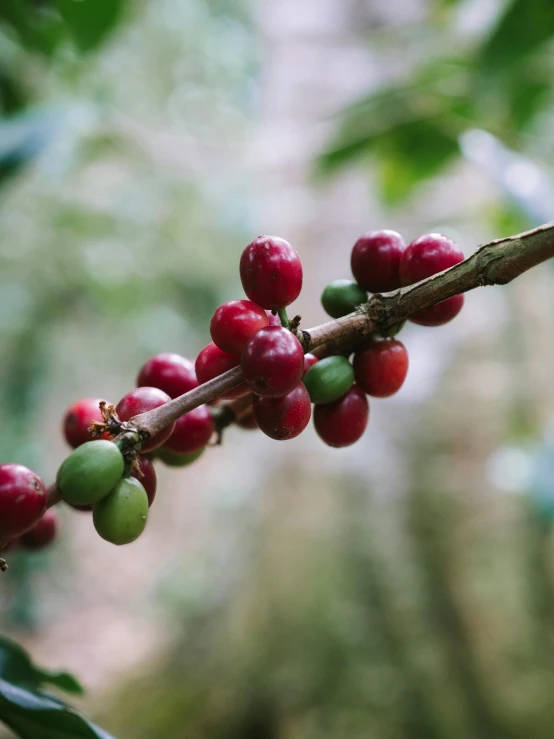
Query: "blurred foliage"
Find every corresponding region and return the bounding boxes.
[319,0,554,205]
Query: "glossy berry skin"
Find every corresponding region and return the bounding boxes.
[20,509,58,551]
[313,386,369,448]
[164,406,214,454]
[351,230,405,293]
[116,387,175,453]
[57,440,124,506]
[303,353,318,375]
[157,446,205,467]
[399,233,464,326]
[354,338,409,397]
[137,353,198,399]
[303,355,354,405]
[241,326,304,398]
[0,464,47,539]
[63,398,110,449]
[93,477,148,546]
[210,300,268,355]
[252,383,311,441]
[240,236,303,309]
[131,456,157,507]
[321,279,367,319]
[195,343,249,400]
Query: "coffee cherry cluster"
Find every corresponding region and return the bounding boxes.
[0,230,465,558]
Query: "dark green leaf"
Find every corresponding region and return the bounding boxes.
[0,678,115,739]
[57,0,125,52]
[0,637,84,696]
[478,0,554,73]
[0,0,66,55]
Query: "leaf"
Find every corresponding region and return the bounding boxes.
[0,637,84,696]
[0,0,66,55]
[478,0,554,74]
[57,0,125,52]
[0,679,115,739]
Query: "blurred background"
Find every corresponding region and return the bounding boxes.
[2,0,554,737]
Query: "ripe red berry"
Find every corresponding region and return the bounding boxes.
[0,464,47,539]
[195,343,249,399]
[63,398,110,449]
[210,300,268,355]
[313,386,369,448]
[164,406,215,454]
[241,326,304,398]
[351,230,405,293]
[236,408,258,430]
[252,383,311,440]
[353,338,409,397]
[137,353,198,399]
[132,456,157,507]
[265,310,282,327]
[116,387,176,453]
[303,353,318,375]
[399,233,464,326]
[240,236,303,309]
[20,509,58,551]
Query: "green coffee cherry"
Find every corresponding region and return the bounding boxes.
[93,477,148,545]
[56,440,124,506]
[303,355,355,405]
[321,279,367,319]
[378,320,406,338]
[156,447,205,468]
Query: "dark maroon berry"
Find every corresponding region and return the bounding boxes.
[137,353,198,399]
[131,456,157,507]
[303,353,318,375]
[241,326,304,398]
[164,406,215,454]
[253,383,311,440]
[210,300,268,355]
[237,408,258,430]
[20,509,58,551]
[399,233,464,326]
[3,537,20,552]
[313,386,369,448]
[63,398,110,449]
[354,338,408,397]
[351,230,405,293]
[240,236,303,309]
[116,387,175,453]
[0,464,47,539]
[195,343,249,400]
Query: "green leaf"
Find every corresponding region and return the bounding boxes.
[478,0,554,74]
[57,0,125,52]
[0,679,115,739]
[0,0,66,55]
[0,637,84,696]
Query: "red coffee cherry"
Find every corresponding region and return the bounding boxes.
[237,408,258,430]
[399,233,464,326]
[195,343,249,399]
[351,230,405,293]
[137,353,198,399]
[164,406,215,454]
[63,398,110,449]
[241,326,304,398]
[131,456,157,507]
[210,300,268,355]
[353,338,409,397]
[0,464,47,539]
[240,236,303,309]
[313,386,369,448]
[303,353,318,375]
[265,310,282,327]
[252,383,311,440]
[116,387,176,453]
[20,509,58,551]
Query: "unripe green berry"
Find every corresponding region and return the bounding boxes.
[156,447,205,468]
[93,477,148,545]
[321,279,367,319]
[378,320,406,338]
[56,440,124,506]
[303,355,354,405]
